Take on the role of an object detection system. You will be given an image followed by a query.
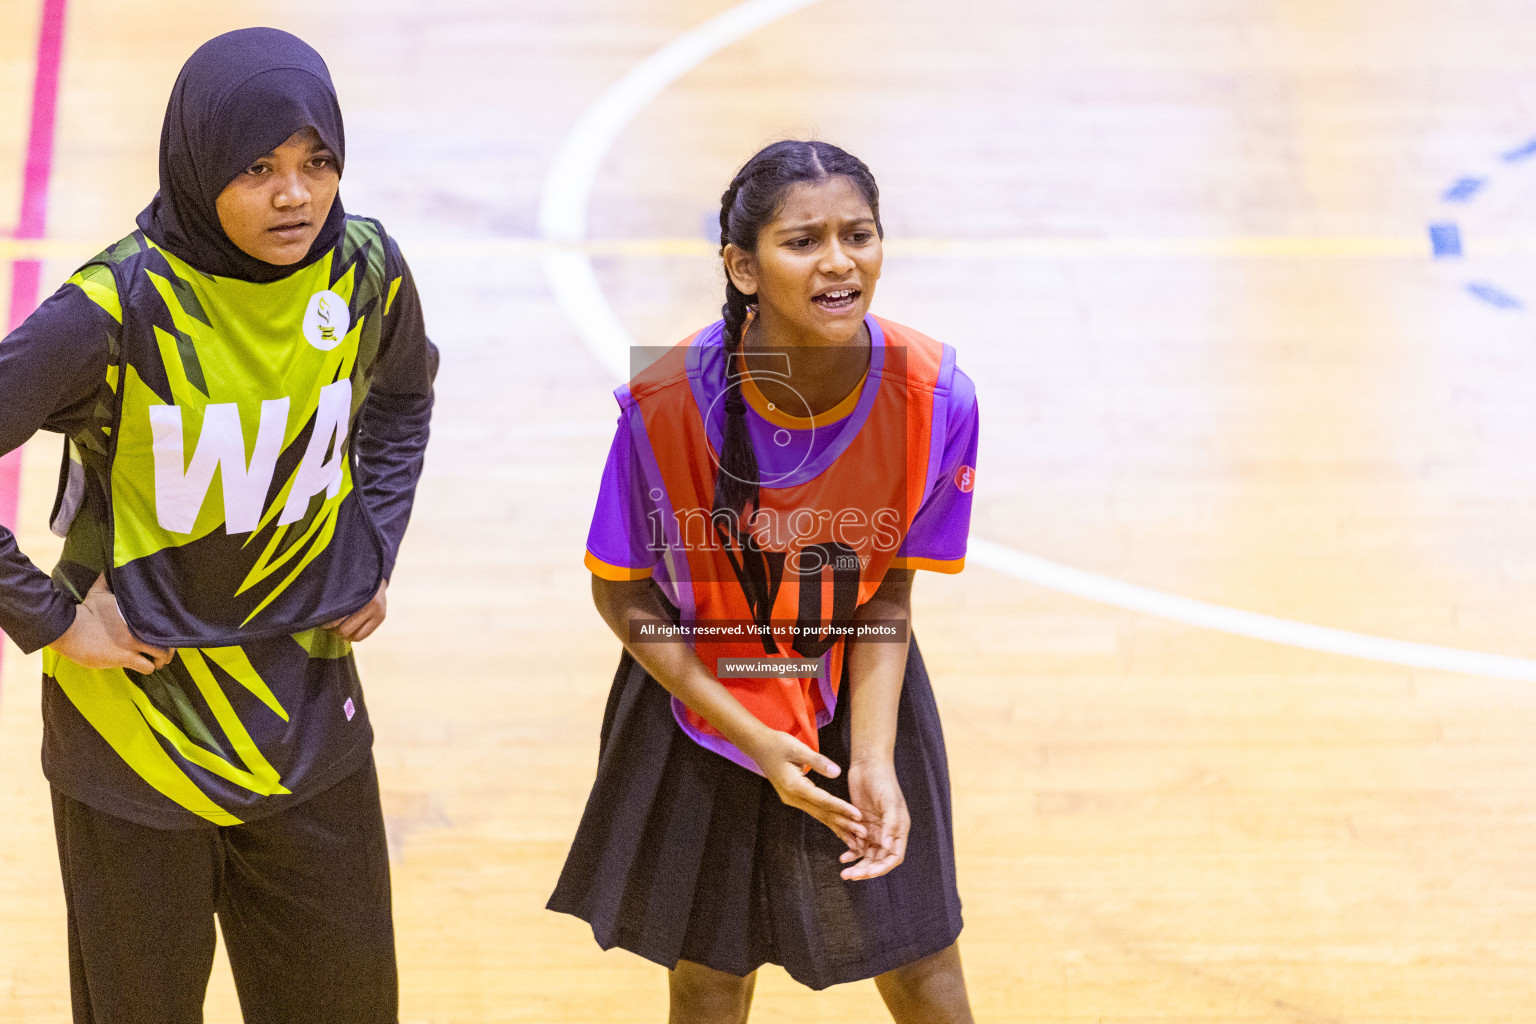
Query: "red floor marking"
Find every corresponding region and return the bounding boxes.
[1,0,70,671]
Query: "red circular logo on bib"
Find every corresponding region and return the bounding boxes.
[953,465,975,493]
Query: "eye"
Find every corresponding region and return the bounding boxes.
[847,230,874,244]
[245,162,271,177]
[785,237,816,250]
[309,154,336,171]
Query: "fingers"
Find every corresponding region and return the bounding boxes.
[837,817,907,880]
[51,601,178,674]
[124,642,175,674]
[836,770,912,880]
[840,847,904,881]
[64,598,176,674]
[784,780,866,845]
[887,828,908,866]
[875,807,905,859]
[774,734,842,781]
[864,817,906,869]
[813,805,867,845]
[339,584,389,642]
[347,613,383,642]
[764,734,867,844]
[836,811,884,864]
[806,754,841,779]
[329,608,382,642]
[326,597,387,642]
[817,816,865,849]
[790,775,863,826]
[328,613,364,640]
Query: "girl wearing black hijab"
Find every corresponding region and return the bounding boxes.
[0,28,435,1023]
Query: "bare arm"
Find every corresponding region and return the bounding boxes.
[591,574,866,844]
[839,568,915,880]
[847,568,913,766]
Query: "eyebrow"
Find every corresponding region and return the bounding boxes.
[772,216,877,235]
[252,139,334,161]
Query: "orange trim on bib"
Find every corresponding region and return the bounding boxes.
[740,365,868,429]
[889,556,966,574]
[585,550,655,582]
[733,308,870,429]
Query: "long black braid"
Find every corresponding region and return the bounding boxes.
[710,140,883,633]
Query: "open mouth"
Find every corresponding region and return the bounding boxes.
[268,221,311,240]
[812,287,859,313]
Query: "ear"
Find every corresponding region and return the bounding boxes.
[723,244,759,297]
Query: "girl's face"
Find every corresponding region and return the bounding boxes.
[726,176,883,345]
[215,127,339,265]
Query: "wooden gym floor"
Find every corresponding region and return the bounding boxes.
[5,0,1536,1020]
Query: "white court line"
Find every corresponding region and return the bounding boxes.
[536,0,1536,683]
[971,541,1536,683]
[537,0,824,379]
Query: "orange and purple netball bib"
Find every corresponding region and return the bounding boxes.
[585,315,979,772]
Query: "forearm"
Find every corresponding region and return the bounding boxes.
[353,388,433,578]
[846,572,913,766]
[0,279,116,652]
[0,526,77,654]
[359,254,437,578]
[592,576,772,755]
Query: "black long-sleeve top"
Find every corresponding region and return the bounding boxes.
[1,230,438,828]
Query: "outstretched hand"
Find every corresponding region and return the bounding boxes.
[324,581,388,642]
[748,729,868,849]
[838,759,910,881]
[51,575,174,674]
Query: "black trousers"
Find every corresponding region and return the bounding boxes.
[51,759,397,1024]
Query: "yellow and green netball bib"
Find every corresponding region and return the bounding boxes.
[75,220,392,646]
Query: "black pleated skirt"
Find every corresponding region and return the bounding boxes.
[546,639,963,990]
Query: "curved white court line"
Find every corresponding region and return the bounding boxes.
[537,0,1536,684]
[970,541,1536,683]
[538,0,825,379]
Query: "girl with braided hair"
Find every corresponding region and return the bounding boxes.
[550,140,979,1022]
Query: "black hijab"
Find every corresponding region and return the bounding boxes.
[136,28,346,283]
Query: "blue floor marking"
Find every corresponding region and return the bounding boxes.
[1429,223,1462,257]
[1442,177,1485,202]
[1503,138,1536,162]
[1466,282,1523,309]
[1429,136,1536,313]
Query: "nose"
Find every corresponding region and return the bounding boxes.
[272,168,312,209]
[820,237,855,275]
